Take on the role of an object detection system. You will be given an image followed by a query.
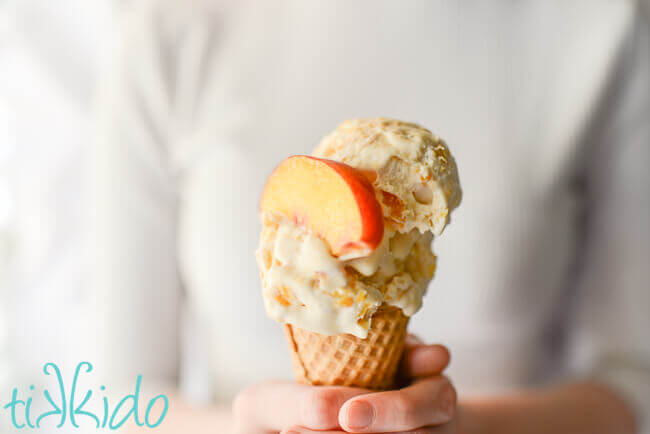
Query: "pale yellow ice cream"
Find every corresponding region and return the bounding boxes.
[256,118,461,338]
[314,118,461,235]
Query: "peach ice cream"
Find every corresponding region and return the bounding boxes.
[256,118,461,338]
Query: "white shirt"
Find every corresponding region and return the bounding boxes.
[0,0,113,387]
[90,0,650,429]
[0,2,116,432]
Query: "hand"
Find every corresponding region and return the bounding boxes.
[232,334,459,433]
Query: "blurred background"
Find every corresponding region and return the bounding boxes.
[1,1,649,433]
[0,0,114,390]
[0,0,116,392]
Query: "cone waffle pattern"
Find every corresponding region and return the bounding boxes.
[284,305,409,389]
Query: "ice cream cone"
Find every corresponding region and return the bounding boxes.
[284,305,408,390]
[259,120,461,390]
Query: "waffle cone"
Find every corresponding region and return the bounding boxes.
[284,305,409,390]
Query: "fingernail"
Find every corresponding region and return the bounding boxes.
[345,400,375,429]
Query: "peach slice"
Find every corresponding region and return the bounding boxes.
[260,155,384,258]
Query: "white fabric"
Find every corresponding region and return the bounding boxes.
[0,2,116,432]
[90,0,650,429]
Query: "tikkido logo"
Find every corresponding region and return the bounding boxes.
[2,362,169,430]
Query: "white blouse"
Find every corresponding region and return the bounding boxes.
[90,0,650,429]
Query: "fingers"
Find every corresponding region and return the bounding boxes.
[338,376,457,433]
[282,425,453,434]
[401,337,450,379]
[232,380,369,433]
[282,427,445,434]
[281,428,344,434]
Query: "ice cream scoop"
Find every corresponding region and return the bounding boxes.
[313,118,461,235]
